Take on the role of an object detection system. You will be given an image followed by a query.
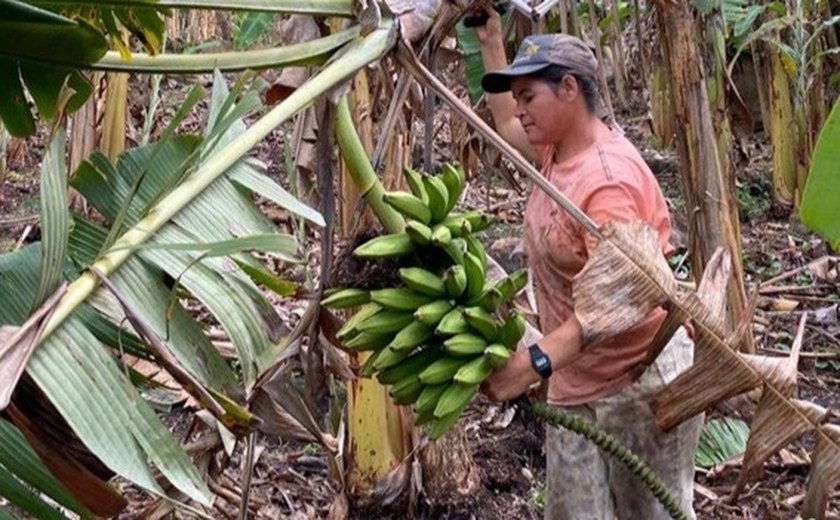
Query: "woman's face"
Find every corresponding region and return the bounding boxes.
[510,75,572,145]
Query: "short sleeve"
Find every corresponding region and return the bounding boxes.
[579,182,641,254]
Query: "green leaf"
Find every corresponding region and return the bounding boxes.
[0,463,68,520]
[229,164,325,226]
[0,0,107,63]
[118,233,300,260]
[35,128,70,309]
[801,98,840,251]
[0,418,93,518]
[235,259,299,297]
[695,417,750,468]
[234,11,275,50]
[68,217,241,395]
[18,63,71,120]
[0,57,36,137]
[0,244,211,503]
[33,0,354,16]
[455,21,487,104]
[0,2,106,135]
[692,0,717,15]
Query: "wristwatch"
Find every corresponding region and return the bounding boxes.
[528,344,553,378]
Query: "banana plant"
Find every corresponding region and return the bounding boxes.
[722,0,840,206]
[0,4,395,516]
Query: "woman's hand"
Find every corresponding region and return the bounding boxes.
[480,348,540,402]
[474,4,503,45]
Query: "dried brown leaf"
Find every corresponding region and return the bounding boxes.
[739,355,797,396]
[639,248,731,378]
[255,370,337,452]
[802,424,840,520]
[574,221,676,345]
[732,393,827,498]
[385,0,443,43]
[693,247,731,336]
[807,256,839,283]
[0,285,65,410]
[651,320,763,430]
[250,391,318,443]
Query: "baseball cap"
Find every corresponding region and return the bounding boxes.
[482,34,598,94]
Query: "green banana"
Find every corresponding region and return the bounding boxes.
[370,288,435,311]
[443,265,467,299]
[356,309,416,335]
[464,234,487,271]
[443,333,487,356]
[389,375,424,406]
[372,344,413,371]
[463,306,498,341]
[496,312,526,348]
[344,331,395,351]
[484,343,511,368]
[427,404,466,440]
[321,288,370,309]
[470,287,504,313]
[434,382,477,418]
[405,220,433,246]
[415,383,449,413]
[389,320,434,352]
[463,252,486,301]
[336,303,382,340]
[453,356,493,385]
[441,238,467,265]
[359,350,383,378]
[440,216,473,238]
[415,408,436,426]
[418,355,473,385]
[435,308,470,336]
[354,233,415,258]
[377,347,443,385]
[383,191,432,224]
[423,174,450,222]
[494,268,529,303]
[399,267,447,297]
[403,167,429,204]
[430,224,452,246]
[447,211,493,233]
[414,299,455,326]
[440,163,466,214]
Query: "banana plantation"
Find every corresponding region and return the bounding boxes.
[1,0,839,518]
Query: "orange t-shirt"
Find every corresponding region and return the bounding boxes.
[524,130,673,406]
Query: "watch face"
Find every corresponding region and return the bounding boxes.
[529,344,552,378]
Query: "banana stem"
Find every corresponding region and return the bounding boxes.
[335,96,405,234]
[519,397,688,520]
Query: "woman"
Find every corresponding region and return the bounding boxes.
[474,7,702,520]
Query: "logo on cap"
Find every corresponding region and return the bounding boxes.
[523,42,540,58]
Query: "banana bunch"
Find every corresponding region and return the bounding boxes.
[323,164,529,440]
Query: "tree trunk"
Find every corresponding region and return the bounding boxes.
[649,49,674,150]
[587,0,617,123]
[652,0,752,350]
[341,75,413,511]
[606,0,628,107]
[0,121,6,192]
[702,10,744,300]
[760,39,798,207]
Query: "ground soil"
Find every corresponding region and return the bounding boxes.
[2,68,839,520]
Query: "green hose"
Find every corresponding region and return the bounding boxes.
[518,397,688,520]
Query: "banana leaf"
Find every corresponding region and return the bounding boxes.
[801,97,840,251]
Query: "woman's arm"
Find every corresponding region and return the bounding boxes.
[481,314,584,402]
[475,6,538,162]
